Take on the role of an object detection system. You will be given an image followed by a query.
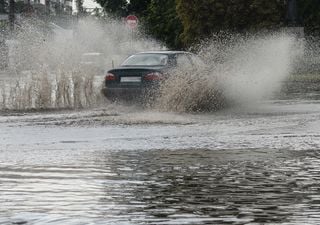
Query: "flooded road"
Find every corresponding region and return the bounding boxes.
[1,96,320,224]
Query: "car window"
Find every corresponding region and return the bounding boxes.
[121,54,168,66]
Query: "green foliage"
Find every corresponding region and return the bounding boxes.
[97,0,320,48]
[15,2,31,13]
[94,0,182,48]
[95,0,127,17]
[0,0,7,13]
[127,0,151,17]
[298,0,320,35]
[176,0,285,46]
[143,0,183,49]
[249,0,285,28]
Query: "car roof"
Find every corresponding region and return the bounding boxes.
[134,51,192,55]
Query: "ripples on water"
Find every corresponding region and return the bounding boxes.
[1,148,320,225]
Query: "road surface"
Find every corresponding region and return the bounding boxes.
[1,98,320,224]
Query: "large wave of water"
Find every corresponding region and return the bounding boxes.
[154,33,303,112]
[0,18,304,112]
[0,17,162,110]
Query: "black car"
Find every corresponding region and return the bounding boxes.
[102,51,205,102]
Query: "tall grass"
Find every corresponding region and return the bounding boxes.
[0,70,104,111]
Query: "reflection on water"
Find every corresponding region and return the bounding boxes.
[1,148,320,224]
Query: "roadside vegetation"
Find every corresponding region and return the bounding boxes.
[0,70,103,110]
[96,0,320,49]
[288,73,320,82]
[1,0,320,112]
[96,0,320,91]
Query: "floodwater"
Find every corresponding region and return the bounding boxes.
[1,84,320,224]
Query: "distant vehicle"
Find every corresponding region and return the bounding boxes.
[101,51,205,102]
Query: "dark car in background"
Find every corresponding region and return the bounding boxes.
[102,51,205,102]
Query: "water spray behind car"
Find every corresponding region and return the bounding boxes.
[154,32,304,112]
[0,17,163,110]
[0,16,305,112]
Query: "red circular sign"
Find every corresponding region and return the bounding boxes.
[126,15,138,29]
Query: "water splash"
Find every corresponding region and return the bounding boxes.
[1,20,304,112]
[213,34,303,104]
[154,67,225,112]
[0,17,162,110]
[154,33,303,112]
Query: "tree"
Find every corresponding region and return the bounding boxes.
[248,0,285,29]
[95,0,182,48]
[176,0,286,46]
[8,0,14,30]
[0,0,8,13]
[76,0,84,15]
[144,0,183,49]
[298,0,320,35]
[127,0,151,17]
[95,0,127,17]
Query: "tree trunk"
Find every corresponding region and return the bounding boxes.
[9,0,14,31]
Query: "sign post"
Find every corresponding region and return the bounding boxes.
[126,15,138,30]
[126,15,138,50]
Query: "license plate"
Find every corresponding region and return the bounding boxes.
[121,77,141,82]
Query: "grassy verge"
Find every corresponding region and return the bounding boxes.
[287,73,320,82]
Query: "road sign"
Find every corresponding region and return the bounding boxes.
[126,15,138,29]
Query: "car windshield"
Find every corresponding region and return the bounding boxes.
[121,54,168,66]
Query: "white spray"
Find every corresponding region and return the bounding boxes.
[0,17,163,110]
[214,34,303,103]
[155,33,303,112]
